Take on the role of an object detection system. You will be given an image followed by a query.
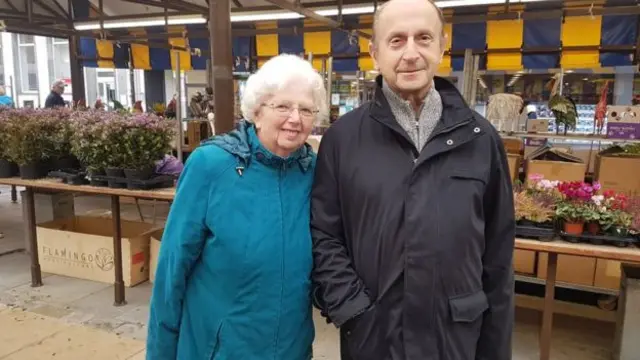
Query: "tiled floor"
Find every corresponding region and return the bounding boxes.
[0,185,618,359]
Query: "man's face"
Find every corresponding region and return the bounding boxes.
[55,85,65,94]
[370,0,445,96]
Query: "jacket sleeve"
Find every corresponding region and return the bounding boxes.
[476,134,515,360]
[310,131,372,328]
[146,148,212,360]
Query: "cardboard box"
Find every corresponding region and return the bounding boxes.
[526,119,550,133]
[507,154,521,182]
[606,105,640,139]
[20,190,75,253]
[149,229,163,284]
[525,145,587,183]
[594,259,640,290]
[36,216,158,287]
[502,138,523,155]
[514,249,536,275]
[595,146,640,195]
[537,253,596,287]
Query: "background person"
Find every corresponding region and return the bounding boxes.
[44,80,67,108]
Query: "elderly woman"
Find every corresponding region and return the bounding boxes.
[146,54,327,360]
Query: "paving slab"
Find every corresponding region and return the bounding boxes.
[0,308,69,358]
[0,253,52,290]
[5,275,110,308]
[0,309,144,360]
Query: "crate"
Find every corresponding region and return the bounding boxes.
[36,216,159,287]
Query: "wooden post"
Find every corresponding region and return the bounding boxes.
[208,0,234,134]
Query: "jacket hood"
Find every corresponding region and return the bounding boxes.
[203,119,314,174]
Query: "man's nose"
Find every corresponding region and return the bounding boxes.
[402,39,420,61]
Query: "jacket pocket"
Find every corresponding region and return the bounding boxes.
[449,290,489,323]
[208,321,225,360]
[446,290,488,359]
[449,170,487,186]
[345,306,378,359]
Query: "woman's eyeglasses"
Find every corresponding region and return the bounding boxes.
[263,103,318,119]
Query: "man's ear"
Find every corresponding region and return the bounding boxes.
[438,32,448,64]
[368,40,379,70]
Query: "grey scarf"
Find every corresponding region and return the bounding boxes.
[381,79,443,152]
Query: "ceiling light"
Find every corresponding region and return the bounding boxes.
[74,0,559,30]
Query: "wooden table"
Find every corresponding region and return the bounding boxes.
[2,179,639,357]
[0,177,175,306]
[515,238,640,360]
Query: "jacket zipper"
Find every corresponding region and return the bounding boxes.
[427,117,473,143]
[273,162,286,359]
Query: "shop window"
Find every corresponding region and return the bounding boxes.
[476,71,616,135]
[48,39,71,84]
[0,42,4,86]
[17,34,38,91]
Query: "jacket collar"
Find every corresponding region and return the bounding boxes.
[370,75,475,136]
[203,119,314,174]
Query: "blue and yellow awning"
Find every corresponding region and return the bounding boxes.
[78,11,639,72]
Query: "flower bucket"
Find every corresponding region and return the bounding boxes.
[124,167,155,181]
[586,222,600,235]
[563,222,584,235]
[19,161,48,180]
[0,159,18,178]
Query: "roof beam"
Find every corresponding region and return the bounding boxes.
[3,0,18,11]
[32,0,67,18]
[120,0,207,14]
[52,0,70,19]
[261,0,371,39]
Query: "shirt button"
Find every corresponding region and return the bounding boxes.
[473,127,481,133]
[446,139,454,145]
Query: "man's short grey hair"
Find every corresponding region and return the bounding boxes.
[371,0,446,43]
[241,54,328,125]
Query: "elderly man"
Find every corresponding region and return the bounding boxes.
[310,0,515,359]
[44,80,67,108]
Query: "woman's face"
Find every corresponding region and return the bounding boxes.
[254,80,316,158]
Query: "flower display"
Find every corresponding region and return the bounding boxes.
[516,174,640,239]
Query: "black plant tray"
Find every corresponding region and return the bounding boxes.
[92,174,174,190]
[48,170,89,185]
[559,232,638,248]
[516,224,556,242]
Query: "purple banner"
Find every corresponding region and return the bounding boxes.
[606,122,640,140]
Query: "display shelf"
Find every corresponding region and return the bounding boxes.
[515,274,618,296]
[532,103,606,135]
[499,131,640,143]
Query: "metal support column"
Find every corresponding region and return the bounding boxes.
[208,0,234,134]
[111,195,126,306]
[69,36,86,104]
[175,52,184,163]
[461,49,479,107]
[24,187,42,287]
[326,57,333,107]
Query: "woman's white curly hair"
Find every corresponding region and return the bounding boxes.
[241,54,328,125]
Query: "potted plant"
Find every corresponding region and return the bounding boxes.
[597,190,633,237]
[3,109,57,179]
[48,108,79,171]
[0,109,18,178]
[69,110,111,183]
[515,191,555,226]
[120,113,175,181]
[555,181,600,235]
[103,114,129,179]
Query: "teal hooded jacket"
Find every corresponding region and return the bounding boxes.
[147,120,316,360]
